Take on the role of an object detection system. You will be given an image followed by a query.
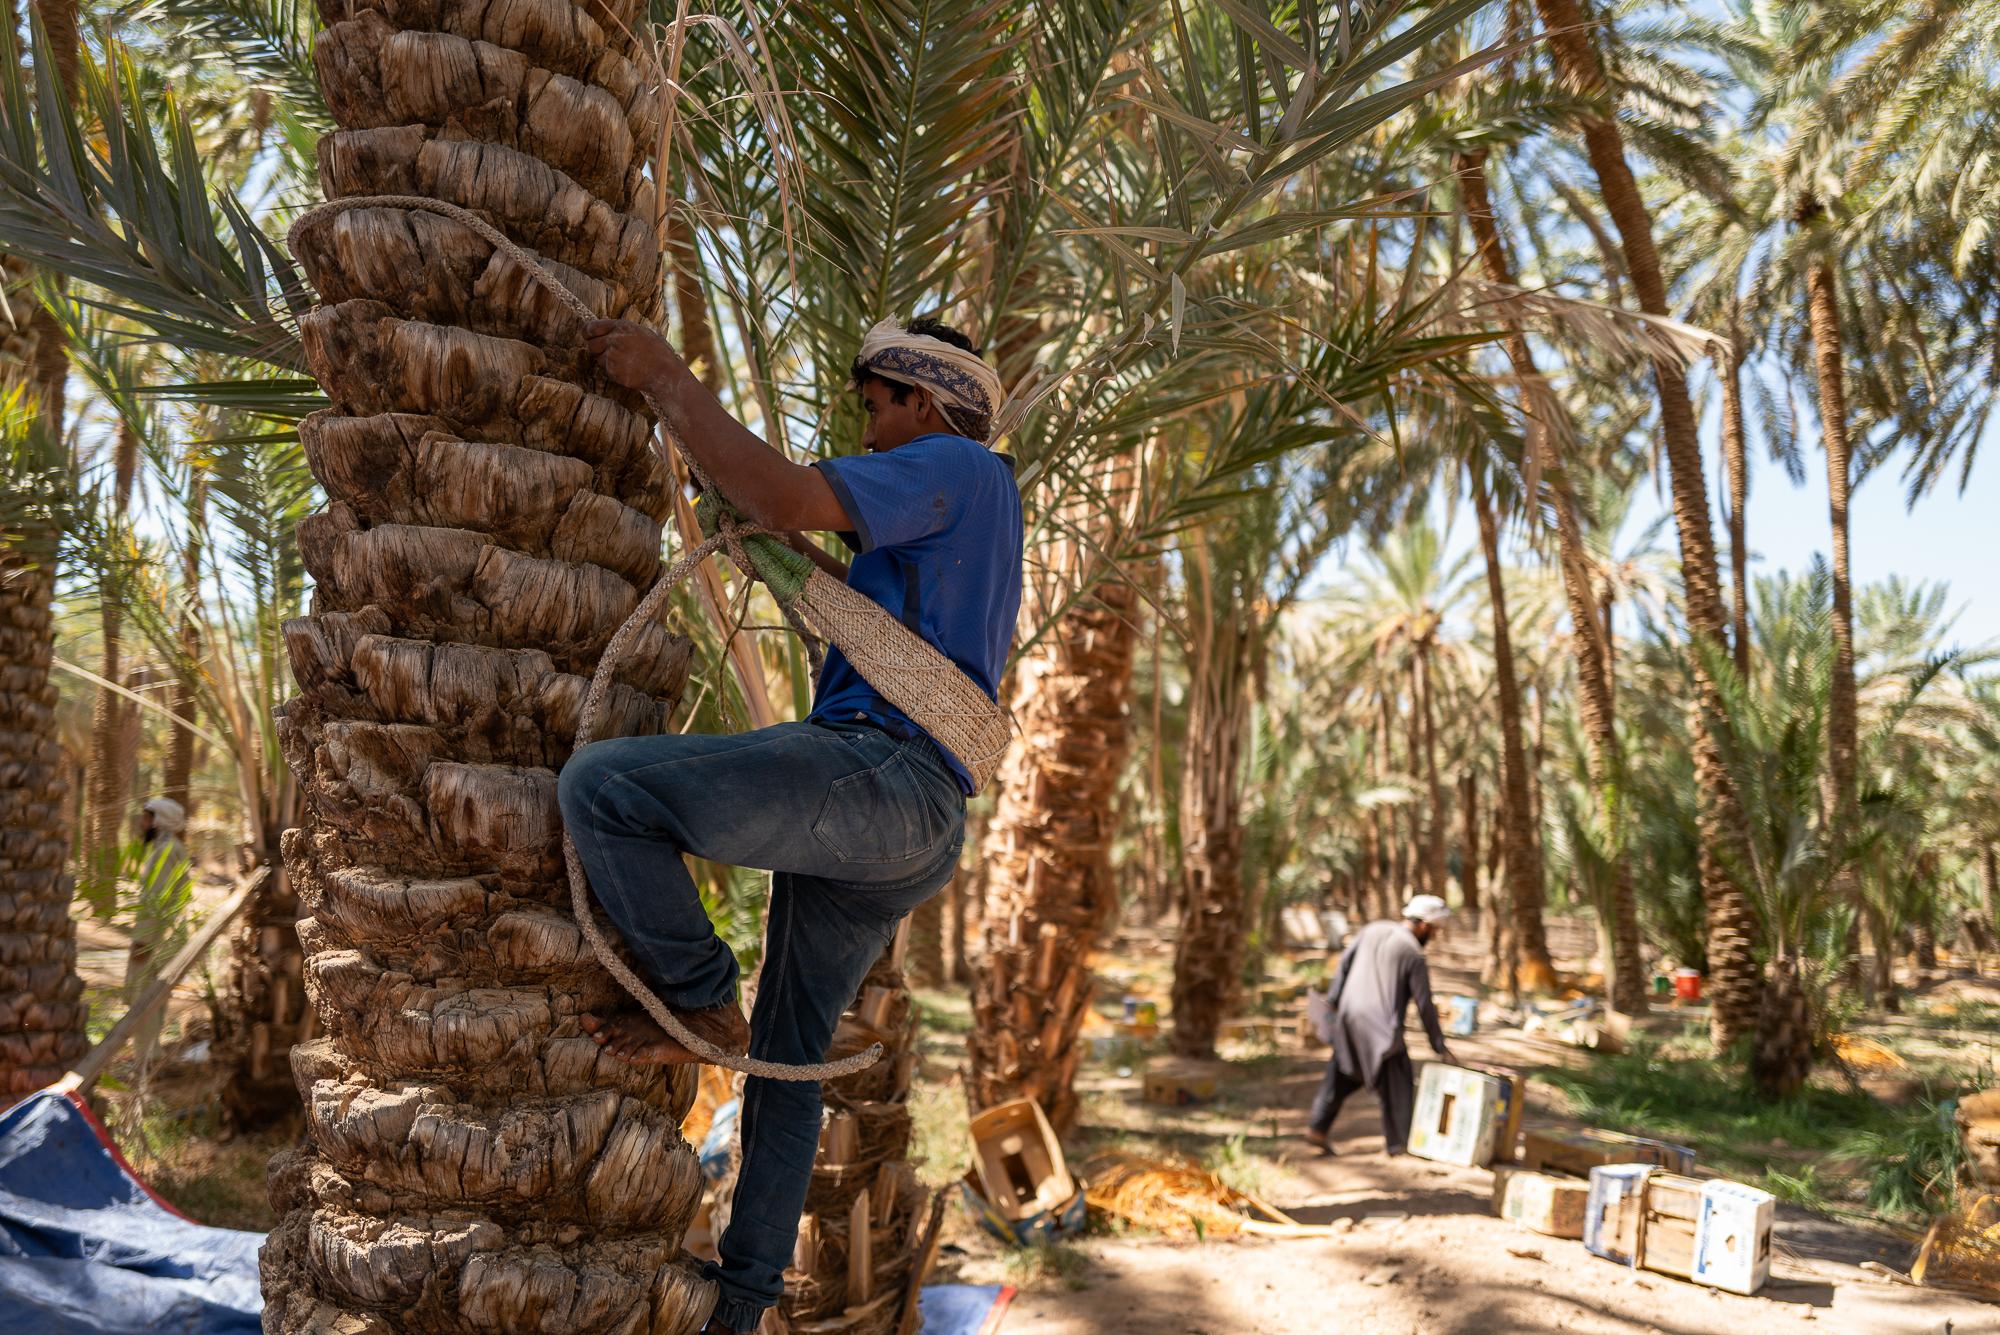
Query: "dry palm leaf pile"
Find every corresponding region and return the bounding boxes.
[1080,1151,1333,1239]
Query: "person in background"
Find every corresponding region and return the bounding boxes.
[1304,894,1454,1156]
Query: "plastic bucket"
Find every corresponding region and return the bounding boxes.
[1672,968,1703,1002]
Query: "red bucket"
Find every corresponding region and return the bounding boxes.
[1672,968,1702,1002]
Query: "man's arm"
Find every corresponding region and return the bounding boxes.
[1408,953,1450,1059]
[585,320,851,535]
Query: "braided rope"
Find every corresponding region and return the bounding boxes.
[291,195,882,1081]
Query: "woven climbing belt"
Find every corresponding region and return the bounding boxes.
[291,196,1011,1081]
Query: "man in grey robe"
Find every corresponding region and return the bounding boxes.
[1304,894,1454,1155]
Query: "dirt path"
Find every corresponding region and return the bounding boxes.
[938,939,1992,1335]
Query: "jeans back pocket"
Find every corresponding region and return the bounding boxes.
[812,752,947,865]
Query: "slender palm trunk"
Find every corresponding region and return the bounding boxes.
[1416,649,1448,900]
[1984,845,1998,943]
[1458,150,1641,1010]
[1169,568,1254,1059]
[1472,478,1555,991]
[1530,0,1761,1044]
[85,425,142,866]
[1720,311,1751,678]
[1458,769,1480,918]
[262,5,711,1326]
[1802,229,1864,1001]
[163,476,203,816]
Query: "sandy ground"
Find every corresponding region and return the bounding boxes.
[942,932,1994,1335]
[991,1055,1987,1335]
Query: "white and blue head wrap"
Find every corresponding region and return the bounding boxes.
[850,319,1006,445]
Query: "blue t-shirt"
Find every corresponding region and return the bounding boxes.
[809,434,1023,793]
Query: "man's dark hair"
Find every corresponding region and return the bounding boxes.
[847,315,981,399]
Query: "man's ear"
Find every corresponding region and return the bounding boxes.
[913,387,939,424]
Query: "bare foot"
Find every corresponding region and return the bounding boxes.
[582,1001,748,1066]
[1302,1128,1335,1157]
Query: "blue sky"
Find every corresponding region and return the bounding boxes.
[1617,389,2000,652]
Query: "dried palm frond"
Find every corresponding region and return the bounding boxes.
[1081,1149,1329,1239]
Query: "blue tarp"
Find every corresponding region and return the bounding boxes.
[0,1089,1011,1335]
[0,1090,263,1334]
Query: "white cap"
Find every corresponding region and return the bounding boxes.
[143,796,187,834]
[1403,894,1452,924]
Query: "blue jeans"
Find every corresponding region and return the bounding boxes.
[557,719,965,1331]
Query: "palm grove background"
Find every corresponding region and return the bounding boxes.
[2,0,1999,1328]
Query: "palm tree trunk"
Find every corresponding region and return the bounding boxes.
[1459,769,1480,919]
[85,424,142,867]
[0,0,87,1102]
[1416,650,1448,899]
[1458,149,1641,1010]
[1803,232,1861,975]
[1984,844,1998,943]
[1530,0,1761,1044]
[968,578,1141,1126]
[263,9,711,1328]
[1472,476,1556,991]
[0,554,88,1101]
[1169,582,1253,1060]
[1720,311,1752,677]
[163,474,203,816]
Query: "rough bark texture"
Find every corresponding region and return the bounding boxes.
[968,576,1140,1128]
[1169,599,1253,1059]
[260,0,714,1327]
[1457,151,1642,1011]
[1530,0,1761,1044]
[0,555,88,1099]
[1750,952,1811,1098]
[1472,478,1555,992]
[0,160,87,1101]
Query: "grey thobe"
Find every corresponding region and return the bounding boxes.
[1307,919,1448,1152]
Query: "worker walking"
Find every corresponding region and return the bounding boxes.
[1305,894,1455,1156]
[559,315,1021,1335]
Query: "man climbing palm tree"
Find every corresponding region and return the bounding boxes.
[560,315,1022,1335]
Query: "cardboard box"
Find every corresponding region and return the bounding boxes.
[1585,1167,1774,1294]
[1689,1180,1775,1295]
[1523,1127,1696,1178]
[1142,1068,1218,1106]
[1584,1164,1652,1266]
[967,1099,1077,1223]
[1443,994,1480,1036]
[1467,1062,1525,1163]
[1409,1063,1506,1166]
[1638,1172,1704,1279]
[1493,1166,1588,1239]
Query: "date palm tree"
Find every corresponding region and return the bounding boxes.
[1526,0,1762,1045]
[0,10,86,1104]
[255,0,721,1325]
